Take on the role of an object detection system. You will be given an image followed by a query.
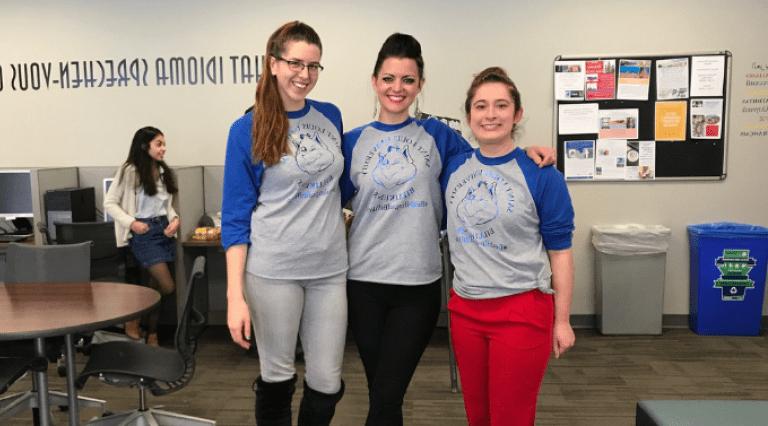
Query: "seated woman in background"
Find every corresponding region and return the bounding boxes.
[104,126,180,346]
[441,67,575,426]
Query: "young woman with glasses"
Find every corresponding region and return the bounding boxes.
[221,21,347,426]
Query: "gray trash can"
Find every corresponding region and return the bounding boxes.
[592,224,671,334]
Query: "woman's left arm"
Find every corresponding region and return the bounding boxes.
[548,248,575,358]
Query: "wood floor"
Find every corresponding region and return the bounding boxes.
[5,326,768,425]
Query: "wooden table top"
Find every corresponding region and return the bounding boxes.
[0,282,160,340]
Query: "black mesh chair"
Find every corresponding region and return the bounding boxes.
[0,242,106,423]
[76,256,215,425]
[54,221,122,281]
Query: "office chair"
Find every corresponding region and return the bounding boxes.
[55,221,123,281]
[76,256,216,425]
[0,357,47,396]
[0,242,106,423]
[439,232,461,393]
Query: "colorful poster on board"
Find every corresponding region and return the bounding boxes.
[564,140,595,180]
[598,109,639,140]
[617,59,652,100]
[585,60,616,100]
[655,101,688,141]
[690,99,723,139]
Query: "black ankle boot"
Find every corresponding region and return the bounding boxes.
[254,375,297,426]
[297,379,345,426]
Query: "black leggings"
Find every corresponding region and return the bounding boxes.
[347,279,441,426]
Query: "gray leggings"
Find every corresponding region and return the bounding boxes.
[244,272,347,394]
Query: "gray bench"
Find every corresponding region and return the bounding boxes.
[636,400,768,426]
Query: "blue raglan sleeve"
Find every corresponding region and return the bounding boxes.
[221,114,264,250]
[423,118,473,182]
[530,165,574,250]
[340,126,365,206]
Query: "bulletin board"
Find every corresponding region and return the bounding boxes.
[553,51,731,181]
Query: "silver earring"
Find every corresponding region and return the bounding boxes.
[373,98,378,119]
[414,97,421,117]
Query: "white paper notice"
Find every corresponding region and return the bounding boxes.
[595,139,627,180]
[558,103,599,135]
[690,98,724,139]
[656,58,689,100]
[626,141,656,180]
[564,140,595,180]
[554,61,586,101]
[691,56,725,97]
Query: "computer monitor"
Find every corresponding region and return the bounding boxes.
[103,177,114,221]
[0,169,34,219]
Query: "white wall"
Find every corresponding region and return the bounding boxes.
[2,0,767,315]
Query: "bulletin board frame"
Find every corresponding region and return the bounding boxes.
[553,51,732,181]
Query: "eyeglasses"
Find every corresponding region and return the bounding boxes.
[274,56,324,74]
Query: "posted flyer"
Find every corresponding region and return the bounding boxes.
[585,59,616,101]
[598,109,639,140]
[690,98,723,139]
[617,59,652,100]
[656,58,689,100]
[691,55,725,97]
[626,141,656,180]
[595,139,627,180]
[655,101,687,141]
[564,140,595,180]
[554,60,586,101]
[558,103,599,135]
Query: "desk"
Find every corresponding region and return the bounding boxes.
[0,282,160,426]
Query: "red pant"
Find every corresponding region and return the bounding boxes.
[448,289,553,426]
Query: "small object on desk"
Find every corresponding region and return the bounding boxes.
[190,227,221,241]
[0,234,32,243]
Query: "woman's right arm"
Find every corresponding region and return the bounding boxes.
[221,115,262,349]
[226,244,251,349]
[104,166,147,233]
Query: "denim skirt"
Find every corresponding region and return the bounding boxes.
[129,216,176,268]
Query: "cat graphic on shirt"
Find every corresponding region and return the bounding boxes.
[372,144,417,189]
[457,180,498,226]
[291,131,334,175]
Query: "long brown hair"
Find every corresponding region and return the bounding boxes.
[252,21,322,166]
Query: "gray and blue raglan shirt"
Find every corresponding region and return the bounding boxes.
[441,147,574,299]
[221,99,348,279]
[340,117,471,285]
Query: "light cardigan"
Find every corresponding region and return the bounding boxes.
[104,164,179,247]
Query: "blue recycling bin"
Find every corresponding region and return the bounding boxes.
[688,222,768,335]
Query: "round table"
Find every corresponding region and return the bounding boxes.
[0,282,160,426]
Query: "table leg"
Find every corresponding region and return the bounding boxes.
[33,338,51,426]
[64,334,79,425]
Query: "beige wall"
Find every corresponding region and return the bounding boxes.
[2,0,767,314]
